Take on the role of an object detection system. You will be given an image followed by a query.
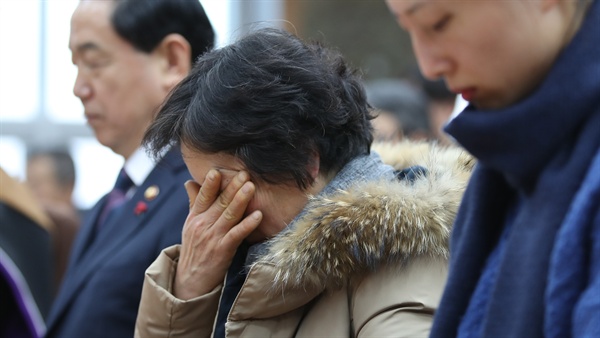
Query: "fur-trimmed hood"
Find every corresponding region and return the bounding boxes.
[254,141,474,290]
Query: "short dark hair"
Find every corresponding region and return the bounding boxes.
[28,150,76,188]
[365,79,429,136]
[144,28,374,190]
[110,0,215,62]
[421,78,455,102]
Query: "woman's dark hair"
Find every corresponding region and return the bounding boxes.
[144,28,374,190]
[111,0,215,62]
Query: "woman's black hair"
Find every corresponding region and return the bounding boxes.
[144,28,374,190]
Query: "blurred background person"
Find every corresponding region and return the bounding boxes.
[44,1,215,337]
[1,167,54,338]
[364,78,430,142]
[421,78,458,146]
[26,149,80,292]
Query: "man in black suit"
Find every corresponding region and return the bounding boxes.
[45,1,214,337]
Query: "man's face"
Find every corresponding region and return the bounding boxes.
[69,1,166,158]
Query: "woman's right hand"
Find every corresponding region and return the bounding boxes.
[173,170,262,300]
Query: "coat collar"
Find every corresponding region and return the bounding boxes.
[251,141,474,291]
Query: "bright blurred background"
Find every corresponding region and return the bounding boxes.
[0,0,418,210]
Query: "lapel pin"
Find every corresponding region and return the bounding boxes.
[144,185,159,201]
[134,201,148,216]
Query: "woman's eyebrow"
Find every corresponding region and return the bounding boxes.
[406,2,427,17]
[392,1,429,20]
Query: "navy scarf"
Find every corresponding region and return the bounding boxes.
[430,1,600,336]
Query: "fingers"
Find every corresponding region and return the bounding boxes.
[186,169,257,243]
[224,210,262,246]
[216,171,250,213]
[189,169,221,215]
[174,171,262,300]
[189,170,251,216]
[184,180,200,210]
[218,181,255,225]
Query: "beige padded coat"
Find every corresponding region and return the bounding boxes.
[135,141,474,338]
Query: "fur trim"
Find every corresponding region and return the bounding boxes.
[256,141,474,290]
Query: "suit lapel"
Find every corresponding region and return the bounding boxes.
[46,149,186,330]
[65,197,106,270]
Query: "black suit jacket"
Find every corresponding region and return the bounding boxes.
[1,203,53,338]
[45,149,190,338]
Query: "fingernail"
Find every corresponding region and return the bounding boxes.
[237,171,248,183]
[207,170,216,181]
[242,182,252,193]
[252,211,261,220]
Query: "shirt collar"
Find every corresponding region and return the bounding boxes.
[123,147,158,187]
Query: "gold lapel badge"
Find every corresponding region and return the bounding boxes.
[144,185,159,201]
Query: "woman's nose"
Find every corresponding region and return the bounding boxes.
[412,37,451,81]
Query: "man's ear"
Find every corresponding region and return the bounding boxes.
[153,33,192,91]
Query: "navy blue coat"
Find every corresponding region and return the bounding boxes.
[45,149,190,338]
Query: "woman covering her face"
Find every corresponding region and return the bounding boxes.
[386,0,600,336]
[134,28,473,337]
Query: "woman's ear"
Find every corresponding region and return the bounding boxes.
[153,33,192,91]
[307,151,321,181]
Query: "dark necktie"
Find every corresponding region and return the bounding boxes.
[96,168,134,230]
